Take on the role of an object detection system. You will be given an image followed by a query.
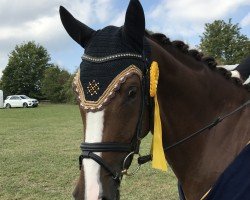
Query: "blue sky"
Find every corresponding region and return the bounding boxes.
[0,0,250,78]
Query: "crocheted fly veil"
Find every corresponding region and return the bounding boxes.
[59,0,146,111]
[73,26,146,111]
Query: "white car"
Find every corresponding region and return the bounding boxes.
[4,95,39,108]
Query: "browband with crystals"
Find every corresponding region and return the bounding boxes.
[82,53,143,63]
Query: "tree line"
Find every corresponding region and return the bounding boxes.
[199,19,250,65]
[0,19,249,103]
[0,41,75,103]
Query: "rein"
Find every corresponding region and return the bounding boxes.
[138,99,250,165]
[164,100,250,151]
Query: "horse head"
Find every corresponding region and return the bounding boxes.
[60,1,151,199]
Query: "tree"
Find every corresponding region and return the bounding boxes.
[62,74,77,104]
[199,19,250,65]
[0,79,3,90]
[41,64,72,103]
[1,41,51,98]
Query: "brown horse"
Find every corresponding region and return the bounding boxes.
[59,0,250,199]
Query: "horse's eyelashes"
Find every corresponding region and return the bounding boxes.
[127,87,137,99]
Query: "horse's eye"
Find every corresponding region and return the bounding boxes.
[128,87,137,99]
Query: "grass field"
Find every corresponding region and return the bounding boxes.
[0,104,178,199]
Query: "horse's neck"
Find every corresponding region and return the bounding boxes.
[149,39,250,200]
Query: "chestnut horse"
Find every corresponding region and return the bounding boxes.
[59,0,250,199]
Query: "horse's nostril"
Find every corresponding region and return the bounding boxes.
[98,196,107,200]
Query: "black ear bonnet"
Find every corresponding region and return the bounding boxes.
[60,0,150,112]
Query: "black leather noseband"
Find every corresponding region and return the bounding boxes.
[80,142,133,152]
[79,143,133,180]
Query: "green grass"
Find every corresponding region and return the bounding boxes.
[0,104,178,199]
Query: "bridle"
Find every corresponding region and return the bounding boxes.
[78,49,250,182]
[79,50,152,182]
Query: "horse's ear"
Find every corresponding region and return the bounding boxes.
[123,0,145,52]
[59,6,95,48]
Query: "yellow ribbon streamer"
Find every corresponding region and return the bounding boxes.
[150,61,167,171]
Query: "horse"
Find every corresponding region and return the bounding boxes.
[234,56,250,84]
[59,0,250,199]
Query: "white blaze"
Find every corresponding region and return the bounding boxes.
[83,110,104,200]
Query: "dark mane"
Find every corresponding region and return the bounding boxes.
[146,32,250,92]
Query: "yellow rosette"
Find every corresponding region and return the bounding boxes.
[150,61,167,171]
